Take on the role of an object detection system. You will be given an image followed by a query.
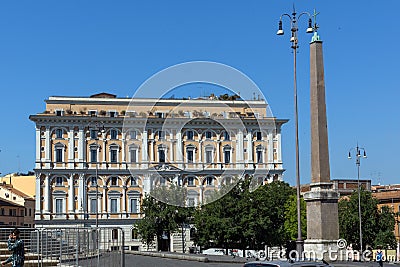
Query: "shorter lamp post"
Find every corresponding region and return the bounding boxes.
[348,144,367,259]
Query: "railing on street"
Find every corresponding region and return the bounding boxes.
[0,227,125,267]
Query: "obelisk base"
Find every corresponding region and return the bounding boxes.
[304,239,340,261]
[304,182,339,261]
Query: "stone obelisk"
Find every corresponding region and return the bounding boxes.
[303,31,339,260]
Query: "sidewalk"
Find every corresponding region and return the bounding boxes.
[126,251,400,266]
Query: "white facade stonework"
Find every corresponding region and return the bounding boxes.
[30,93,287,251]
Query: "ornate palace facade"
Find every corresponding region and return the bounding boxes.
[30,92,287,251]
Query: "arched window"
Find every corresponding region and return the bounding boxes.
[110,129,118,140]
[55,129,63,139]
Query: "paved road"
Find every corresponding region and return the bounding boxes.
[124,254,398,267]
[125,254,243,267]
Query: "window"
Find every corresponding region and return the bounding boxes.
[160,177,166,186]
[56,129,63,139]
[187,130,194,140]
[29,208,31,216]
[55,147,63,163]
[187,177,194,186]
[225,177,232,185]
[158,131,165,140]
[256,131,262,141]
[205,131,212,139]
[91,177,97,186]
[188,198,195,207]
[110,129,118,140]
[206,177,214,186]
[55,199,63,215]
[111,177,118,186]
[257,150,263,163]
[112,229,118,240]
[159,149,165,163]
[109,111,117,117]
[224,150,230,164]
[130,177,137,186]
[56,110,63,116]
[110,199,118,213]
[129,149,137,163]
[224,131,230,140]
[89,110,97,116]
[132,228,139,240]
[90,199,97,213]
[187,150,194,163]
[206,150,213,164]
[90,148,97,163]
[90,129,98,139]
[56,177,63,186]
[155,112,165,118]
[129,130,137,140]
[110,146,118,163]
[130,199,138,213]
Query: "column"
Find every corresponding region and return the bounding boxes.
[122,186,127,217]
[143,174,151,194]
[44,174,51,219]
[177,131,183,168]
[199,185,203,205]
[35,127,41,169]
[216,140,220,164]
[102,186,107,216]
[150,141,154,162]
[268,130,274,165]
[199,140,202,163]
[44,126,51,168]
[170,132,174,162]
[121,132,126,164]
[102,137,106,169]
[35,173,42,220]
[68,173,75,214]
[68,128,74,168]
[78,127,85,168]
[77,174,84,218]
[237,130,244,163]
[247,131,253,163]
[276,128,282,163]
[142,130,148,162]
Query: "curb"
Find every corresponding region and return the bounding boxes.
[126,251,210,262]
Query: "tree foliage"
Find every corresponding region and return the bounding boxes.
[284,194,307,241]
[193,179,297,254]
[135,184,193,251]
[339,188,397,249]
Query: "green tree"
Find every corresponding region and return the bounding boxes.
[284,194,307,241]
[339,188,397,250]
[135,184,193,251]
[193,179,295,255]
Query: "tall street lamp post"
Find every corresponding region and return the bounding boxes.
[348,144,367,259]
[276,6,314,256]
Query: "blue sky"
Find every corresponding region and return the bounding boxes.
[0,0,399,186]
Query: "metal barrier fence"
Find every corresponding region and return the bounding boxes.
[0,227,125,267]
